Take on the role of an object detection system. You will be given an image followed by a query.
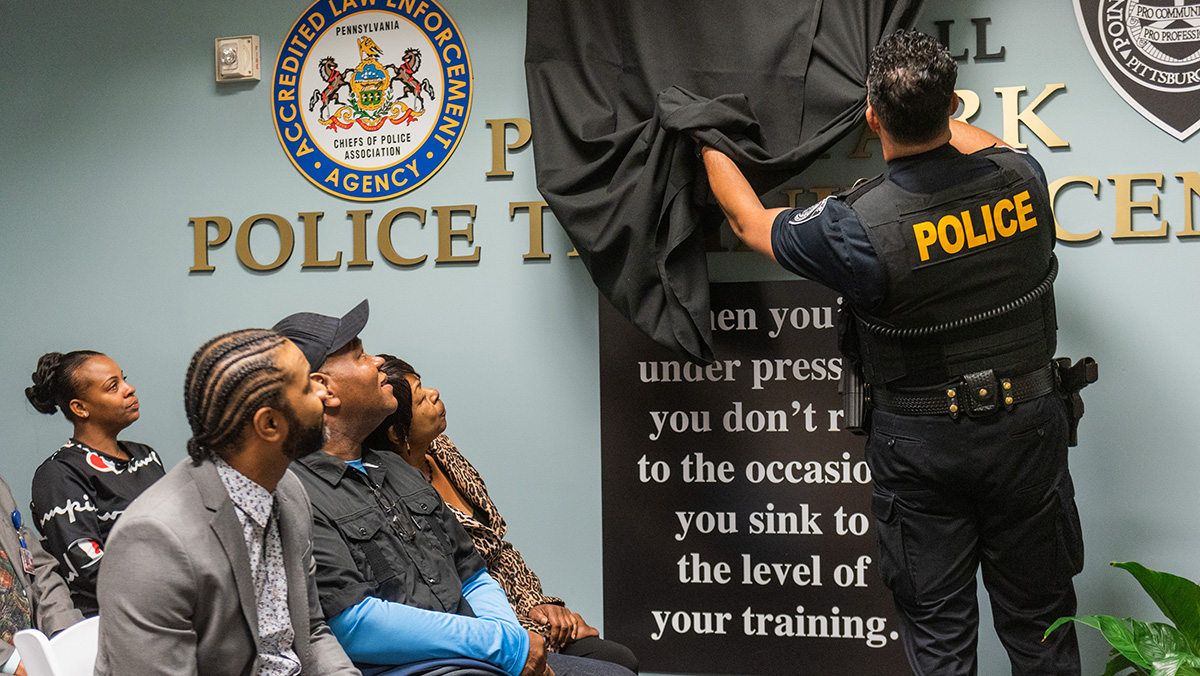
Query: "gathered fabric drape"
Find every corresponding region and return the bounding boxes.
[525,0,925,361]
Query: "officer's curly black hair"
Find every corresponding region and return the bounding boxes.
[867,30,958,146]
[184,328,288,465]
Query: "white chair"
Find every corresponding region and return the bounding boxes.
[12,615,100,676]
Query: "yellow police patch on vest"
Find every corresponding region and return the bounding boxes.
[911,190,1037,263]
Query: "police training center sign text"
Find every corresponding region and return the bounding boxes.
[190,108,1200,274]
[599,281,908,675]
[273,0,472,201]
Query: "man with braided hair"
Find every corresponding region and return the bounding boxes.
[95,328,360,676]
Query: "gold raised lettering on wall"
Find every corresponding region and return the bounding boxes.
[995,84,1068,149]
[347,210,374,267]
[1174,172,1200,238]
[953,88,981,123]
[847,125,880,160]
[510,200,552,260]
[377,207,428,266]
[236,214,295,271]
[435,204,480,263]
[1048,175,1101,243]
[188,217,232,272]
[1109,173,1168,239]
[486,118,533,178]
[300,212,341,268]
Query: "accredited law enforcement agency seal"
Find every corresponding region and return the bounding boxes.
[273,0,472,201]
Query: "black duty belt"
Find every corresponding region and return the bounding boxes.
[871,364,1056,418]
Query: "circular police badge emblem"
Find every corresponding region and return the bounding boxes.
[787,197,829,225]
[1100,0,1200,92]
[273,0,472,201]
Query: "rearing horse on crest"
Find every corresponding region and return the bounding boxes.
[308,57,350,120]
[388,48,436,113]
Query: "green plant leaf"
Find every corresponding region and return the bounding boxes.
[1101,651,1146,676]
[1046,615,1079,638]
[1047,615,1149,668]
[1148,656,1200,676]
[1132,620,1195,664]
[1115,562,1200,654]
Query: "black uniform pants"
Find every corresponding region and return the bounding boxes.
[865,394,1084,676]
[559,636,640,673]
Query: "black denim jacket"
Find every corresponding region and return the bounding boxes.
[292,448,486,620]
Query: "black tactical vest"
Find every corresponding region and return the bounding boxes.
[841,148,1057,389]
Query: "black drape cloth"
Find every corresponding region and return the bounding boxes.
[525,0,924,362]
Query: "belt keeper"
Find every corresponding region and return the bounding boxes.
[1001,378,1014,411]
[946,388,959,420]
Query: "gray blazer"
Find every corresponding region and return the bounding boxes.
[0,474,82,665]
[95,458,359,676]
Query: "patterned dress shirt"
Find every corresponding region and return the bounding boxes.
[215,459,301,676]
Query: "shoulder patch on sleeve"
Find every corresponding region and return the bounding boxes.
[787,197,830,225]
[977,145,1024,157]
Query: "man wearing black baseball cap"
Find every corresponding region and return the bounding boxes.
[272,298,370,373]
[275,301,581,676]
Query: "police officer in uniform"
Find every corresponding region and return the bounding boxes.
[702,30,1087,676]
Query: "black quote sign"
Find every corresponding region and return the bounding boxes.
[600,281,907,675]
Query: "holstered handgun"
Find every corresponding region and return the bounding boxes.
[837,299,871,435]
[1054,356,1098,447]
[841,360,870,436]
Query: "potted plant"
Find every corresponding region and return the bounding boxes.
[1045,561,1200,675]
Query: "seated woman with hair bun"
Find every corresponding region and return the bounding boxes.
[25,350,165,617]
[366,354,639,674]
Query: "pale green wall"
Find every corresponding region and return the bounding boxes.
[1,1,1195,674]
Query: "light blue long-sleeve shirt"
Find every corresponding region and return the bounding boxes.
[327,567,530,675]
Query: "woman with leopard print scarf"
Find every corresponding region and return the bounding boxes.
[365,354,639,674]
